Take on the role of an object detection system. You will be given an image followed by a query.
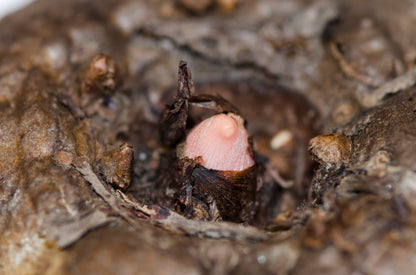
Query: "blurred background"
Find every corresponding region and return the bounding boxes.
[0,0,35,19]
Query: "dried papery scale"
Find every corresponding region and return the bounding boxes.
[160,61,258,223]
[187,164,257,222]
[160,61,194,147]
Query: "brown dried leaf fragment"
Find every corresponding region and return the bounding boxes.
[160,61,194,146]
[309,133,352,166]
[189,94,242,117]
[99,143,134,189]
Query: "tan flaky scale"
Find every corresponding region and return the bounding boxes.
[309,133,352,166]
[184,113,255,171]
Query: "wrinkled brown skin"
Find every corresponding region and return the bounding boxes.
[3,0,416,274]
